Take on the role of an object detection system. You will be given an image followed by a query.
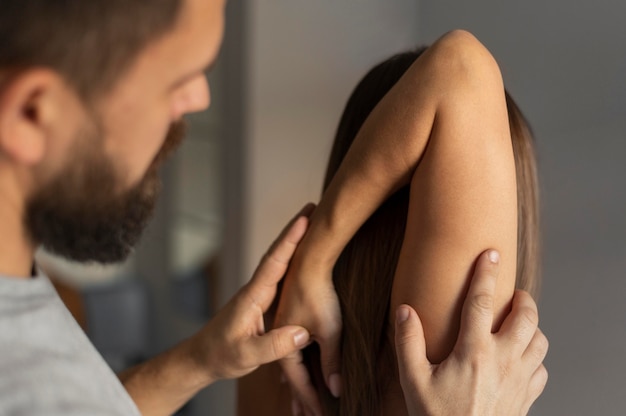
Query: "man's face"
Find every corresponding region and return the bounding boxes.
[26,0,225,263]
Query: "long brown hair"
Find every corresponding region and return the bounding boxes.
[303,48,541,415]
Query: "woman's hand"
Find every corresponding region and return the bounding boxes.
[273,253,343,415]
[394,250,549,416]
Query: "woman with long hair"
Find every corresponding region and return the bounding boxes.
[240,30,544,415]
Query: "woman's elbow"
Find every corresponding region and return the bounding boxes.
[422,29,504,91]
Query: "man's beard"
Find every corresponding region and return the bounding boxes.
[25,120,186,264]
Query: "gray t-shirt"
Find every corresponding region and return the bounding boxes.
[0,273,141,415]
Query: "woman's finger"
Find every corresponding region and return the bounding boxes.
[318,324,343,398]
[279,351,323,416]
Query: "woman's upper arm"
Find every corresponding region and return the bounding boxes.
[389,31,518,364]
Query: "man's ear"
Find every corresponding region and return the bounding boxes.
[0,69,68,166]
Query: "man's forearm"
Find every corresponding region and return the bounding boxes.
[119,336,213,416]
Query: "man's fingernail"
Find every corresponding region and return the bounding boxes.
[328,373,342,397]
[396,306,410,324]
[488,250,500,264]
[293,329,309,347]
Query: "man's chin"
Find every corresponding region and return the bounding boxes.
[27,180,159,265]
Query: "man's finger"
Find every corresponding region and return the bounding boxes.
[497,289,540,355]
[319,328,342,398]
[394,305,430,394]
[523,364,548,415]
[522,327,549,368]
[529,364,549,402]
[280,352,323,416]
[246,204,315,310]
[265,202,315,259]
[456,249,500,351]
[246,325,310,366]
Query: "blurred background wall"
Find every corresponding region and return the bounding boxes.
[41,0,625,415]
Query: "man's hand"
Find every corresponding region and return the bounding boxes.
[122,205,316,416]
[395,249,549,416]
[189,204,316,383]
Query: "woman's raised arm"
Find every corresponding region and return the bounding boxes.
[274,29,518,410]
[387,31,517,362]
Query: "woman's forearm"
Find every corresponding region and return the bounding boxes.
[298,30,500,270]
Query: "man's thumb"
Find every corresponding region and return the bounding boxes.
[251,326,310,365]
[394,305,429,386]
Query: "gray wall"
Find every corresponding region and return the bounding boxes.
[418,1,626,414]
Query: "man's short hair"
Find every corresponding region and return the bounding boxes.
[0,0,182,101]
